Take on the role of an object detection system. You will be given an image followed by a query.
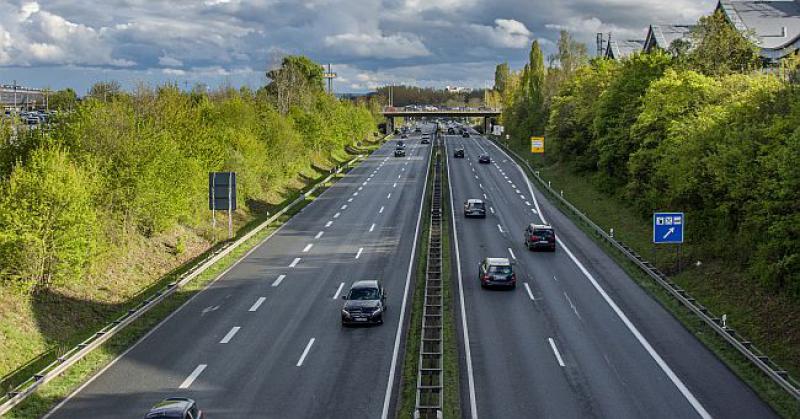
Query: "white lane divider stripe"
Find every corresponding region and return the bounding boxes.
[557,236,711,418]
[179,364,207,389]
[355,247,364,259]
[508,247,516,260]
[524,283,536,301]
[334,212,341,219]
[548,338,566,367]
[296,338,316,367]
[474,175,479,179]
[272,274,287,287]
[387,193,392,199]
[497,224,504,233]
[302,244,313,253]
[490,207,495,214]
[380,206,385,214]
[525,201,531,206]
[289,258,301,268]
[393,182,397,188]
[483,193,488,200]
[354,192,359,196]
[370,223,376,232]
[219,326,241,344]
[341,205,348,210]
[325,221,333,228]
[358,186,363,191]
[564,292,581,320]
[479,183,483,189]
[249,297,266,312]
[333,282,345,300]
[315,231,324,239]
[348,198,353,203]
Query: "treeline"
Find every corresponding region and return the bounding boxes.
[499,12,800,296]
[0,55,377,291]
[375,85,488,107]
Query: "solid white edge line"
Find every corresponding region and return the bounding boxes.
[296,338,316,367]
[381,138,433,419]
[488,136,709,417]
[272,274,286,287]
[219,326,241,344]
[443,137,479,419]
[524,283,536,301]
[548,338,566,367]
[355,247,363,259]
[179,364,207,389]
[557,236,711,418]
[248,297,266,312]
[302,243,313,253]
[333,282,345,300]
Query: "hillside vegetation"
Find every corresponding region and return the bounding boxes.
[0,56,379,385]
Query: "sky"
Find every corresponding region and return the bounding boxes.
[0,0,716,95]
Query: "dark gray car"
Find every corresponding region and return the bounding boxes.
[145,397,202,419]
[341,280,387,326]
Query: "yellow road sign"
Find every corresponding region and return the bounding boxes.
[530,136,545,153]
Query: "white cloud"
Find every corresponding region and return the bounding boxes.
[323,32,430,59]
[158,54,183,67]
[470,19,533,49]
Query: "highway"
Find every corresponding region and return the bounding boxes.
[445,130,777,419]
[45,127,433,418]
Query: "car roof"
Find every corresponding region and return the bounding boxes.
[466,199,484,204]
[351,280,380,289]
[485,257,511,266]
[146,398,193,417]
[528,224,553,230]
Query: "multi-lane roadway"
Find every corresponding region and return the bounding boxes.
[45,127,434,418]
[445,130,776,418]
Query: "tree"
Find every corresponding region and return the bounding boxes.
[265,55,325,114]
[494,62,510,94]
[0,147,99,289]
[88,81,123,102]
[524,40,547,136]
[688,10,761,76]
[49,88,78,112]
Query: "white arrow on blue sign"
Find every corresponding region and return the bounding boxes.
[653,212,684,244]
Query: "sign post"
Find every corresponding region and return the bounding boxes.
[530,136,545,154]
[653,212,685,272]
[209,172,237,239]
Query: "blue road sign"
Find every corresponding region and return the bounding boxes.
[653,212,684,244]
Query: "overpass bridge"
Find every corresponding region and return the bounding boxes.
[381,107,501,133]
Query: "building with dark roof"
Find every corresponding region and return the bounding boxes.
[717,0,800,60]
[604,39,646,60]
[643,24,695,53]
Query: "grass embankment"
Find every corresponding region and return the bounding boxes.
[503,138,800,417]
[399,145,461,418]
[3,140,382,418]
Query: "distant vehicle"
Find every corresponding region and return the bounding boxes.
[414,127,422,133]
[421,138,430,144]
[478,257,516,289]
[478,155,491,164]
[394,148,406,157]
[453,148,465,158]
[401,133,408,139]
[26,117,39,125]
[397,140,405,149]
[525,224,556,251]
[463,199,486,218]
[144,398,202,419]
[462,132,470,138]
[341,280,386,325]
[448,128,455,135]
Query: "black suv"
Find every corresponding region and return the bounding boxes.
[341,280,387,325]
[478,155,491,164]
[462,132,470,138]
[463,199,486,218]
[454,148,465,158]
[525,224,556,251]
[421,135,431,144]
[478,257,516,289]
[394,148,406,157]
[145,398,202,419]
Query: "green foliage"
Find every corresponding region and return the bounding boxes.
[494,62,510,93]
[0,147,99,290]
[688,10,762,76]
[48,88,78,112]
[592,51,672,185]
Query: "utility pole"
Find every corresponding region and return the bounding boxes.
[322,64,337,94]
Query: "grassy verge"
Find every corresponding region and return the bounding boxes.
[398,144,461,418]
[499,138,800,418]
[5,142,381,418]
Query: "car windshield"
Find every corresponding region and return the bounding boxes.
[488,266,512,275]
[469,202,485,209]
[348,287,379,300]
[533,230,553,238]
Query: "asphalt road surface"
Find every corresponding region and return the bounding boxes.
[445,130,777,419]
[45,127,433,419]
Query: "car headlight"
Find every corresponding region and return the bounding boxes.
[371,307,383,316]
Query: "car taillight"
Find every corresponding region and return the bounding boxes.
[531,236,539,241]
[510,274,516,282]
[482,275,491,281]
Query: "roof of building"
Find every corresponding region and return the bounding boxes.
[605,39,645,60]
[718,0,800,53]
[644,24,695,52]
